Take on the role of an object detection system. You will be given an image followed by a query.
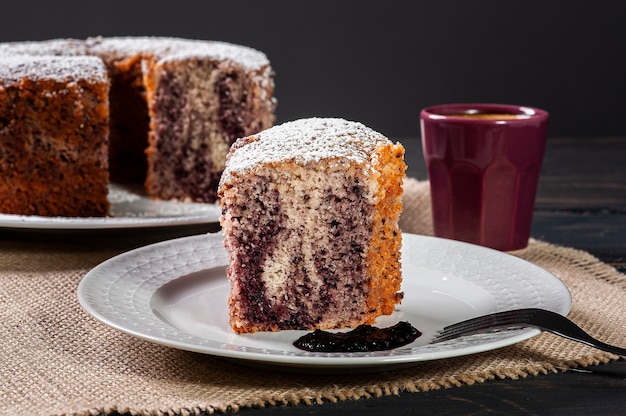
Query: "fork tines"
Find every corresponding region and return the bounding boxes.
[433,308,541,343]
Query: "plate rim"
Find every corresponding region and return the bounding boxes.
[0,213,219,230]
[0,183,221,230]
[77,233,572,368]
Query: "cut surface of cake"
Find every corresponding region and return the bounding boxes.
[87,36,276,202]
[140,41,276,202]
[218,118,406,333]
[0,55,110,216]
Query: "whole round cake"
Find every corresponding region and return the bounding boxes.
[218,118,407,333]
[0,37,276,216]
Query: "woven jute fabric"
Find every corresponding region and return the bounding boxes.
[1,178,624,416]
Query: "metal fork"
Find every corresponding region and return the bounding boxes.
[432,308,626,356]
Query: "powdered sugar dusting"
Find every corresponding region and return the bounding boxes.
[106,183,221,219]
[0,38,87,56]
[0,55,108,83]
[86,36,190,60]
[86,36,269,69]
[0,37,270,72]
[221,118,391,182]
[160,40,270,69]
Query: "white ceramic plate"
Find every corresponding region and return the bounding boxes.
[0,183,221,229]
[78,233,571,372]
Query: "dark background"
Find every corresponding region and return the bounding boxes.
[1,0,624,139]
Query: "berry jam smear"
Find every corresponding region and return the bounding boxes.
[293,321,421,353]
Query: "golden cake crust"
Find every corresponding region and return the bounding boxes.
[0,56,110,217]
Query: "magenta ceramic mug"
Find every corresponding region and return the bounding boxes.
[420,103,549,251]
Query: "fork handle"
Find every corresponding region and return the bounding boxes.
[436,308,626,356]
[531,309,626,356]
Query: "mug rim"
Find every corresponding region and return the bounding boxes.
[420,103,549,123]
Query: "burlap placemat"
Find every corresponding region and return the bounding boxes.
[1,178,624,416]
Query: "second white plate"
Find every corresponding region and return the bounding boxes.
[0,183,221,229]
[78,233,572,371]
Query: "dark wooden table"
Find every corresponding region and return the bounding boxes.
[239,136,626,415]
[5,137,623,415]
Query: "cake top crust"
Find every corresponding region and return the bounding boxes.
[160,41,270,69]
[0,37,270,71]
[221,118,391,182]
[0,55,108,83]
[85,36,190,59]
[0,38,87,56]
[86,36,270,69]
